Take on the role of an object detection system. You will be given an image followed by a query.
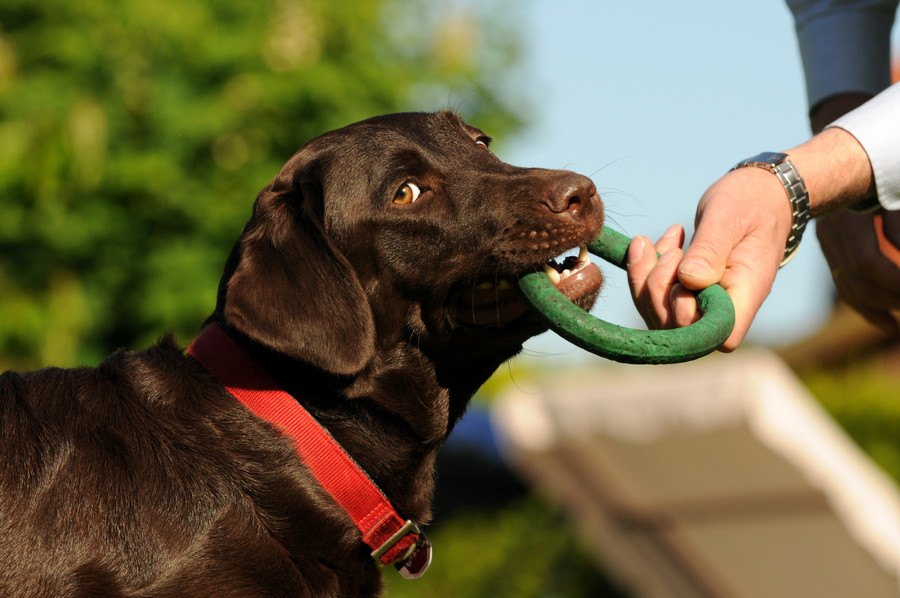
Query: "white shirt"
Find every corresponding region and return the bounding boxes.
[786,0,900,209]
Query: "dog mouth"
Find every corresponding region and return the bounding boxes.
[452,245,603,327]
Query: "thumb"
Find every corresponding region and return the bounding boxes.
[677,221,736,291]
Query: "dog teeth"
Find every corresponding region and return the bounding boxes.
[578,245,588,263]
[544,246,591,286]
[476,281,494,290]
[543,264,562,284]
[497,279,513,290]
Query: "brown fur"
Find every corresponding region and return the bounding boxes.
[0,111,603,597]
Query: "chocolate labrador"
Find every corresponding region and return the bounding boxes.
[0,111,603,597]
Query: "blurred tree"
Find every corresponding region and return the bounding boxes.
[0,0,525,368]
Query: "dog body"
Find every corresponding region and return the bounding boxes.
[0,112,603,596]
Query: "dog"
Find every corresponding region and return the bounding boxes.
[0,111,603,597]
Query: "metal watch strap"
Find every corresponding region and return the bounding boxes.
[731,152,811,267]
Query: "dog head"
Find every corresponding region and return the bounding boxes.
[217,111,604,376]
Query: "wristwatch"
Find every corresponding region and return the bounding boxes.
[731,151,810,267]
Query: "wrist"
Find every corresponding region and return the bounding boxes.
[730,153,809,266]
[784,127,875,216]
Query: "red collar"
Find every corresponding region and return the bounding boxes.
[187,323,431,579]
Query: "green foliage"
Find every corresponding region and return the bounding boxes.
[383,496,627,598]
[803,363,900,482]
[0,0,524,368]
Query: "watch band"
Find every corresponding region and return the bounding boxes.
[731,152,811,267]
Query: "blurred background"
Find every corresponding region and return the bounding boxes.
[1,0,899,596]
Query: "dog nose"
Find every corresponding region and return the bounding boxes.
[544,173,597,215]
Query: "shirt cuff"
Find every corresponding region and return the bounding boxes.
[792,7,895,110]
[828,84,900,211]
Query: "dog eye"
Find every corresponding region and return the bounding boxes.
[393,181,422,205]
[475,136,491,149]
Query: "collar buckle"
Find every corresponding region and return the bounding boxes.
[370,519,432,578]
[371,519,421,565]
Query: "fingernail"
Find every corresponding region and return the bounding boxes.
[679,258,713,279]
[663,224,681,239]
[627,236,647,266]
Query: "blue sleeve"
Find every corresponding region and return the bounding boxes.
[786,0,898,109]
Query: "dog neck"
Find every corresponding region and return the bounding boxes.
[187,323,431,575]
[204,318,474,522]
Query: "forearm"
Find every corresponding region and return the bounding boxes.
[828,83,900,210]
[785,83,900,220]
[784,127,875,217]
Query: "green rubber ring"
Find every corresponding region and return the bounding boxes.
[518,226,735,364]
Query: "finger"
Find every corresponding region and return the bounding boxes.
[670,283,700,328]
[654,223,685,256]
[627,236,653,290]
[627,236,658,326]
[671,267,761,351]
[644,248,683,328]
[678,216,740,292]
[680,204,781,348]
[716,262,775,351]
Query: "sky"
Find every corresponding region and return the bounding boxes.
[500,0,899,362]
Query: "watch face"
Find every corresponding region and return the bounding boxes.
[752,151,789,165]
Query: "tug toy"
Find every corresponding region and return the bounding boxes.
[519,226,735,364]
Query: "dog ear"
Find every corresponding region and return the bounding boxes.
[221,152,376,376]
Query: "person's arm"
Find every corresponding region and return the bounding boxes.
[814,84,900,329]
[786,0,897,123]
[828,83,900,210]
[627,0,900,347]
[627,126,874,349]
[627,83,900,347]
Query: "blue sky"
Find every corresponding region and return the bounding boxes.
[499,0,899,361]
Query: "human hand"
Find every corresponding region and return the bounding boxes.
[626,167,792,351]
[627,125,876,350]
[817,210,900,332]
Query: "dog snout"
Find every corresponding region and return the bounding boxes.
[542,173,598,216]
